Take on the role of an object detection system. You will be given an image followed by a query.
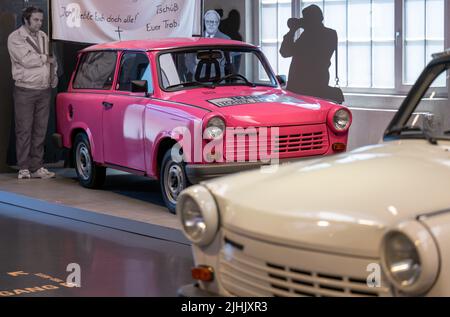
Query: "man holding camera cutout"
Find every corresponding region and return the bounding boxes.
[280,5,340,103]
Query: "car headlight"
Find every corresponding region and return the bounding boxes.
[333,109,351,131]
[383,231,421,286]
[204,117,225,140]
[381,221,440,295]
[176,185,219,246]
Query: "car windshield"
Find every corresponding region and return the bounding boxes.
[158,48,277,91]
[389,61,450,143]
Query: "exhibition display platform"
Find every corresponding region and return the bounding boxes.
[0,166,195,296]
[0,198,194,296]
[0,166,188,245]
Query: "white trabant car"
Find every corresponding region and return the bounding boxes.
[177,50,450,297]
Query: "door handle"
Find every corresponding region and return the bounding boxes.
[68,104,74,119]
[102,102,114,109]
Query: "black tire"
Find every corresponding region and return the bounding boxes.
[160,147,190,214]
[73,133,106,189]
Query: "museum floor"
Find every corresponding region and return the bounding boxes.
[0,166,195,296]
[0,167,180,229]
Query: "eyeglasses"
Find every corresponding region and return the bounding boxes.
[205,20,219,25]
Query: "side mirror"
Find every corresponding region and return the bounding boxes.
[276,75,287,88]
[131,80,149,96]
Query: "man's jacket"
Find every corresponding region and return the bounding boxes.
[7,25,58,90]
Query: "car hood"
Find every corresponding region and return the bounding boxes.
[203,139,450,258]
[166,87,335,127]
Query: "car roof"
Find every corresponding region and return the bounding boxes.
[81,37,257,52]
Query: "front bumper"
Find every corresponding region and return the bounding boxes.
[185,157,307,184]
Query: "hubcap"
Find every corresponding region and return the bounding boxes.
[76,142,92,181]
[164,164,184,204]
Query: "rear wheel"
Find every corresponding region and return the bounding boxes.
[160,148,190,214]
[73,133,106,188]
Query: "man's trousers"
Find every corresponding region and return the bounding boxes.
[13,86,51,172]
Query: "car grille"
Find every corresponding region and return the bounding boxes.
[219,238,392,297]
[224,124,329,161]
[275,130,327,154]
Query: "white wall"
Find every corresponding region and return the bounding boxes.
[344,94,403,150]
[347,108,397,150]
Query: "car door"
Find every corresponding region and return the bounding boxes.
[102,51,153,171]
[70,50,118,162]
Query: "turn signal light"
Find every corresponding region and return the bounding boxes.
[192,266,214,282]
[332,143,347,152]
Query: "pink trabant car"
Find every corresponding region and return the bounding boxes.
[54,38,352,213]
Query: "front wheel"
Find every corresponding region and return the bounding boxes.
[73,133,106,188]
[160,148,190,214]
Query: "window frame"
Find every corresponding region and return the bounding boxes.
[255,0,449,97]
[384,58,450,139]
[156,46,279,93]
[72,50,118,91]
[116,51,154,94]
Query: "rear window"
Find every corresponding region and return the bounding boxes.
[73,51,117,90]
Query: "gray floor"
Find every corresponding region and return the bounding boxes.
[0,200,195,297]
[0,168,181,229]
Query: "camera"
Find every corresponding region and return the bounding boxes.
[287,18,304,30]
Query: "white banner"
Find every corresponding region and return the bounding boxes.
[51,0,202,44]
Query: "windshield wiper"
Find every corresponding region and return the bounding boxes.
[214,74,256,87]
[388,126,438,145]
[165,81,215,90]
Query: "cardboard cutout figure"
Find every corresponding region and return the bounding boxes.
[203,10,231,39]
[280,5,344,104]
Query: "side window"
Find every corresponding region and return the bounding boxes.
[117,52,153,93]
[73,51,117,90]
[407,70,449,137]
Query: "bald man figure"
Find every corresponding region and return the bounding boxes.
[203,10,231,39]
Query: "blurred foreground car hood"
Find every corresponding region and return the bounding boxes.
[167,87,335,126]
[203,140,450,258]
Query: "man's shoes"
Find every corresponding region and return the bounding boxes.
[31,167,56,179]
[18,169,31,179]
